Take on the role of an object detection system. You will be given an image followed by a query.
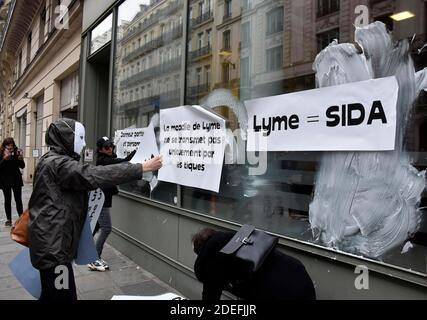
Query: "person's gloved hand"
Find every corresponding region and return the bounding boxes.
[125,149,137,161]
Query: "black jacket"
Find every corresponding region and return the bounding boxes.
[194,231,316,300]
[28,119,143,270]
[96,151,135,208]
[0,147,25,189]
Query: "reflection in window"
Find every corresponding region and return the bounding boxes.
[182,0,427,274]
[241,22,250,48]
[224,0,232,20]
[317,0,340,17]
[242,0,251,12]
[206,29,212,47]
[222,63,230,84]
[266,7,283,36]
[317,28,339,52]
[266,46,282,72]
[222,30,231,50]
[90,13,113,54]
[240,57,250,86]
[112,0,184,204]
[375,15,394,32]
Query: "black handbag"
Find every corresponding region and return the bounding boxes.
[220,224,278,274]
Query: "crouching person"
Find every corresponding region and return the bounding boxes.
[28,118,162,301]
[192,228,316,300]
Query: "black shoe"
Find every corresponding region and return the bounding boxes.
[4,220,12,227]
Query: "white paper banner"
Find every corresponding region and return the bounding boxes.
[114,125,159,163]
[88,188,105,232]
[246,77,398,151]
[158,105,226,193]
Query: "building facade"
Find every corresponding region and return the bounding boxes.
[0,0,82,182]
[57,0,427,299]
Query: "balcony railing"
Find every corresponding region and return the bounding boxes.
[122,25,183,64]
[221,43,231,52]
[161,0,181,17]
[123,38,162,63]
[160,89,180,107]
[120,95,158,111]
[120,88,181,111]
[121,1,181,43]
[188,83,210,96]
[161,25,183,42]
[120,65,158,88]
[159,56,182,73]
[190,11,213,28]
[120,56,182,88]
[189,45,212,61]
[122,14,157,43]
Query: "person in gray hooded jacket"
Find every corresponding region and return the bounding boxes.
[28,118,162,301]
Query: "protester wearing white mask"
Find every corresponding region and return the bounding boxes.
[73,121,86,155]
[28,118,162,301]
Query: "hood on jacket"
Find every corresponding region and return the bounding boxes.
[45,118,81,160]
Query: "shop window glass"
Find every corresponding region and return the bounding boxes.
[90,13,113,55]
[112,0,185,204]
[182,0,427,275]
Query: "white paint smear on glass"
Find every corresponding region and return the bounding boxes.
[309,22,426,259]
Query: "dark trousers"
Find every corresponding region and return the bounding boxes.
[2,186,23,221]
[39,263,77,301]
[94,207,112,258]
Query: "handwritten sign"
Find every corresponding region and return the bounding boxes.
[114,125,159,164]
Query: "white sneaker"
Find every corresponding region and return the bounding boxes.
[88,260,106,272]
[100,259,110,270]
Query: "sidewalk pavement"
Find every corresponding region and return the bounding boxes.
[0,184,183,300]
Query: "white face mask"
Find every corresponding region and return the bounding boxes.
[74,122,86,154]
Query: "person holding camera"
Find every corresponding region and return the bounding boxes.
[0,137,25,227]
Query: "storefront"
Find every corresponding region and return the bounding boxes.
[79,0,427,299]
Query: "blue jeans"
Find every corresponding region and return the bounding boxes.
[94,207,112,258]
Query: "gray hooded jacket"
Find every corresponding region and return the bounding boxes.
[28,118,143,270]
